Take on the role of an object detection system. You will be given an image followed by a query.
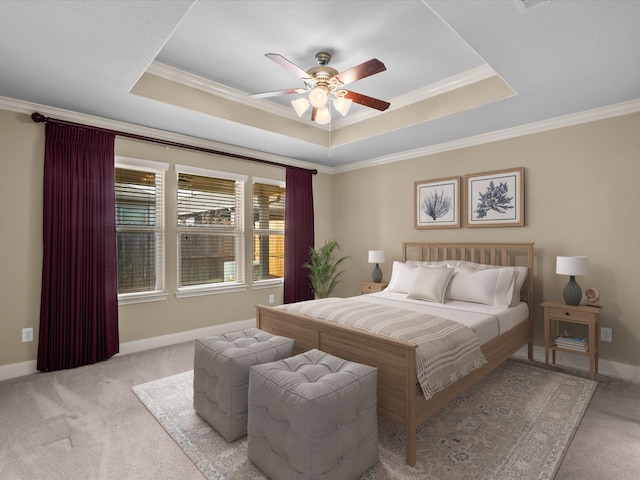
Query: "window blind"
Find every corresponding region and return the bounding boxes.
[253,181,285,281]
[115,165,164,295]
[177,171,244,287]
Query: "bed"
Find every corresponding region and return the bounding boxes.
[255,242,534,466]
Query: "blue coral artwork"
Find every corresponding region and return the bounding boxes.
[415,176,461,229]
[466,168,524,227]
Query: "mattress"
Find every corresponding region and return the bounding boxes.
[353,291,529,345]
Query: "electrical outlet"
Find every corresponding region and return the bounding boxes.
[268,294,275,304]
[600,327,613,342]
[22,327,34,343]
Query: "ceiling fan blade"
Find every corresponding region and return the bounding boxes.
[310,107,318,122]
[344,90,390,111]
[335,58,386,86]
[250,88,307,99]
[265,53,311,80]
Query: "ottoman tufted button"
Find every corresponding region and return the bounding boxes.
[337,458,343,465]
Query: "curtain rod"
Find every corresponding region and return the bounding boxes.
[31,112,318,175]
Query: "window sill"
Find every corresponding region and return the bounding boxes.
[176,283,248,299]
[252,279,284,290]
[118,291,169,305]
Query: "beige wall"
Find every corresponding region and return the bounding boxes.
[0,110,44,366]
[1,105,638,376]
[0,109,333,368]
[331,112,640,371]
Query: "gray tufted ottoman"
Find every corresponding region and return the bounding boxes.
[193,328,294,442]
[248,349,378,480]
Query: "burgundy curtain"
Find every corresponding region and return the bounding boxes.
[284,168,315,303]
[37,122,119,372]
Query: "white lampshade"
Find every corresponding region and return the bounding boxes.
[291,98,310,117]
[334,96,352,116]
[309,86,328,108]
[556,256,589,276]
[368,250,386,264]
[315,107,331,125]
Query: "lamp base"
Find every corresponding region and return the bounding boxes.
[563,276,582,306]
[372,264,382,283]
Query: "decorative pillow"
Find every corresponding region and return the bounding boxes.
[407,266,455,304]
[445,267,515,307]
[386,261,419,293]
[454,261,527,307]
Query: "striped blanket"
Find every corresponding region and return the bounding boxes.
[277,297,487,399]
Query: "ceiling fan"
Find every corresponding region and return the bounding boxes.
[250,52,390,124]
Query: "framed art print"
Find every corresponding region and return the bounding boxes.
[465,167,524,227]
[414,176,461,229]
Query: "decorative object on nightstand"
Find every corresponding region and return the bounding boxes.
[368,250,386,283]
[556,256,589,306]
[542,300,602,380]
[585,287,600,306]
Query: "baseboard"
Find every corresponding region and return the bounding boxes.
[0,360,38,382]
[3,328,638,384]
[514,345,640,383]
[116,318,255,356]
[0,318,255,382]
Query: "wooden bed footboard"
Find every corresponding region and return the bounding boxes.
[256,242,534,466]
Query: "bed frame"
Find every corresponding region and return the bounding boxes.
[256,242,534,466]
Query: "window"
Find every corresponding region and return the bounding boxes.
[115,157,167,300]
[176,165,246,292]
[253,178,285,283]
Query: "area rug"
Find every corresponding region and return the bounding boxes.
[132,359,596,480]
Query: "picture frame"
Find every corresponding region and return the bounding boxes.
[414,176,461,229]
[465,167,524,227]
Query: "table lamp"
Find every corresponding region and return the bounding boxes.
[556,256,589,306]
[368,250,386,283]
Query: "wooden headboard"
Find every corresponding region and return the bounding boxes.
[402,241,535,323]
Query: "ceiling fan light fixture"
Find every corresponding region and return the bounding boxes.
[254,52,389,123]
[291,97,310,116]
[315,107,331,124]
[334,95,352,116]
[309,86,328,108]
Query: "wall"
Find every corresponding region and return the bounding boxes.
[2,105,638,380]
[331,112,640,377]
[0,108,333,370]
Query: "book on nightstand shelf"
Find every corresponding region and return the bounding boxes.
[555,335,588,352]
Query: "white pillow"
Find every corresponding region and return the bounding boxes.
[386,261,419,293]
[407,267,455,304]
[445,267,515,307]
[454,261,527,307]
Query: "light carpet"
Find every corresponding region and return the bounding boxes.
[132,359,596,480]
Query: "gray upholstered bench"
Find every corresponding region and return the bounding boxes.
[247,349,378,480]
[193,328,294,442]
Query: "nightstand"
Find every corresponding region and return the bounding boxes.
[360,281,388,295]
[541,300,602,380]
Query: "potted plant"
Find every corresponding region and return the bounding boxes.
[304,240,349,298]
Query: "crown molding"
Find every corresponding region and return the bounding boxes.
[146,62,497,131]
[0,95,332,174]
[336,64,498,128]
[333,98,640,174]
[147,62,304,121]
[147,62,338,131]
[4,94,638,177]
